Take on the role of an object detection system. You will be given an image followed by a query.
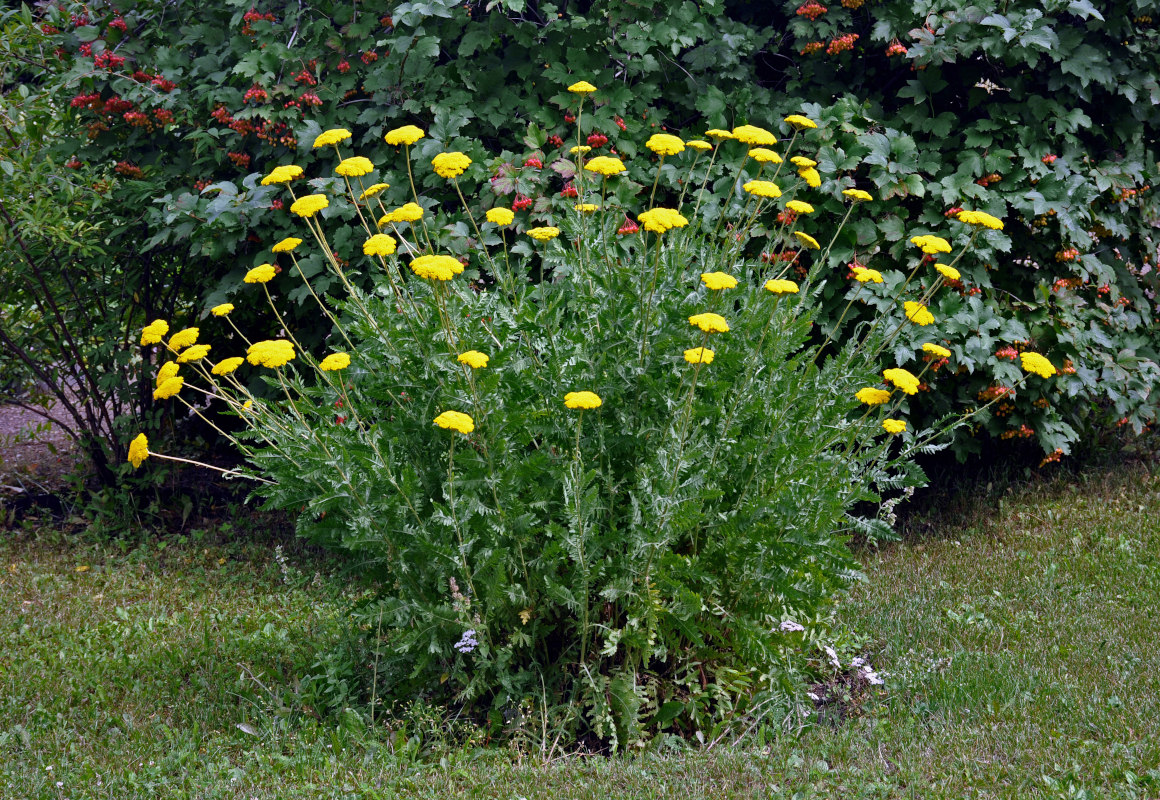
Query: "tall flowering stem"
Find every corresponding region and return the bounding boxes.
[402,143,434,251]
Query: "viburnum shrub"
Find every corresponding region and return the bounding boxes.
[129,89,1063,745]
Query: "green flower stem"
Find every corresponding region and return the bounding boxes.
[675,151,703,211]
[690,141,723,221]
[261,284,307,355]
[638,231,666,366]
[146,451,274,483]
[647,154,666,210]
[572,409,592,666]
[446,435,483,643]
[223,316,253,348]
[288,253,354,350]
[402,143,434,252]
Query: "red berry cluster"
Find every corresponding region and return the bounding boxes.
[227,152,251,168]
[243,85,268,103]
[298,92,322,107]
[587,132,608,148]
[776,210,798,225]
[994,345,1019,361]
[944,206,963,217]
[123,110,151,128]
[109,17,128,32]
[512,195,533,211]
[94,51,126,70]
[193,178,212,192]
[65,158,83,169]
[796,1,828,20]
[614,116,627,132]
[1052,277,1083,292]
[617,216,639,235]
[563,112,576,124]
[1000,424,1035,440]
[801,41,824,55]
[547,135,565,149]
[1055,247,1080,262]
[70,12,90,26]
[523,156,543,169]
[560,183,578,198]
[1041,153,1058,165]
[154,108,174,124]
[41,23,60,34]
[337,59,351,73]
[1039,448,1063,467]
[78,42,93,57]
[761,251,799,263]
[886,40,907,56]
[975,172,1002,187]
[826,33,859,55]
[977,385,1012,402]
[361,50,378,64]
[294,70,317,85]
[269,199,284,210]
[70,92,103,109]
[241,8,277,35]
[114,161,144,178]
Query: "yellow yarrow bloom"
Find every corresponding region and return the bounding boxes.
[244,264,277,284]
[732,125,777,145]
[686,140,712,151]
[410,254,463,281]
[575,203,599,213]
[290,194,329,218]
[923,343,952,358]
[177,344,210,363]
[358,182,390,200]
[567,80,597,94]
[153,375,184,400]
[128,433,149,468]
[585,156,627,176]
[457,350,489,369]
[156,361,179,386]
[704,128,734,139]
[701,272,738,291]
[486,207,514,226]
[140,319,169,346]
[684,347,714,365]
[743,180,781,198]
[637,208,688,233]
[1020,352,1057,378]
[935,263,961,280]
[883,419,907,435]
[646,133,685,156]
[786,200,815,214]
[432,151,472,179]
[211,303,234,317]
[794,231,820,250]
[260,164,303,185]
[527,226,561,241]
[271,236,302,253]
[246,339,295,368]
[790,156,817,168]
[784,114,818,130]
[749,148,782,164]
[212,357,244,376]
[335,156,374,177]
[856,387,891,405]
[319,352,351,371]
[883,368,920,395]
[384,125,425,146]
[956,209,1004,230]
[569,145,592,155]
[312,128,352,148]
[799,166,822,188]
[379,203,424,225]
[842,188,873,202]
[910,234,952,255]
[168,327,199,350]
[852,267,884,283]
[563,391,602,410]
[764,279,800,294]
[434,410,475,434]
[363,234,397,257]
[689,312,729,333]
[904,301,935,326]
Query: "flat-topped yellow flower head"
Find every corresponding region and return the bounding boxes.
[246,339,296,368]
[935,263,960,280]
[585,156,627,176]
[335,156,374,177]
[358,182,389,200]
[842,188,873,202]
[883,419,907,435]
[432,151,471,179]
[704,129,734,140]
[156,361,179,386]
[686,140,712,151]
[313,128,352,148]
[410,254,464,281]
[852,267,884,283]
[637,208,688,233]
[527,226,561,241]
[786,200,815,214]
[689,312,729,333]
[799,166,822,188]
[1020,352,1057,378]
[244,264,277,284]
[646,133,685,156]
[749,148,782,164]
[732,125,777,145]
[684,347,714,364]
[212,357,244,376]
[784,114,818,130]
[177,344,210,363]
[319,353,351,371]
[153,375,184,400]
[883,367,920,395]
[701,272,738,291]
[790,156,817,168]
[384,125,425,146]
[564,391,602,409]
[486,207,514,226]
[457,350,489,369]
[290,194,329,218]
[764,279,800,294]
[956,209,1004,230]
[904,301,935,326]
[271,236,302,253]
[794,231,820,250]
[434,410,475,434]
[260,165,303,185]
[363,234,397,257]
[923,343,952,358]
[575,203,599,213]
[168,327,198,350]
[128,433,149,468]
[140,319,169,346]
[909,234,952,254]
[743,180,781,198]
[568,80,597,94]
[379,203,424,225]
[570,145,592,155]
[856,387,891,405]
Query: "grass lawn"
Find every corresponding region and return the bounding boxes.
[2,458,1159,799]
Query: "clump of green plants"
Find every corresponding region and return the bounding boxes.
[128,83,1061,747]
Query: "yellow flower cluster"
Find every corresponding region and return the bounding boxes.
[153,376,184,400]
[290,194,329,218]
[646,133,685,156]
[359,183,389,200]
[246,339,296,368]
[883,368,920,395]
[732,125,777,145]
[527,226,561,241]
[689,312,729,333]
[904,301,935,326]
[956,210,1004,230]
[379,203,424,225]
[244,264,277,284]
[798,166,821,188]
[786,200,814,215]
[363,234,397,256]
[705,128,734,139]
[260,165,303,186]
[457,350,489,369]
[842,188,873,202]
[140,319,169,345]
[177,344,210,363]
[856,387,891,405]
[567,80,597,94]
[910,234,952,254]
[271,237,302,253]
[570,145,591,155]
[410,254,464,281]
[434,410,475,434]
[882,419,907,435]
[686,140,712,151]
[319,352,351,372]
[486,207,514,226]
[432,152,472,179]
[128,433,149,468]
[852,267,883,283]
[335,156,374,177]
[1020,352,1057,378]
[564,391,602,409]
[701,272,738,291]
[213,357,244,375]
[784,114,818,130]
[638,208,688,233]
[168,327,199,350]
[923,343,951,358]
[313,128,352,148]
[764,279,799,294]
[794,231,820,250]
[684,347,714,364]
[384,125,425,146]
[156,362,179,386]
[575,203,599,213]
[749,148,782,164]
[585,156,626,176]
[935,263,960,280]
[743,180,781,198]
[212,303,234,317]
[790,156,817,168]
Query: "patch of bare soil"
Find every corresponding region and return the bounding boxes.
[0,402,84,494]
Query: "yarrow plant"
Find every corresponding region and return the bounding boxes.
[129,85,1059,746]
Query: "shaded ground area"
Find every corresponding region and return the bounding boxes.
[0,401,82,493]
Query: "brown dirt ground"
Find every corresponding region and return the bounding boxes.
[0,402,84,493]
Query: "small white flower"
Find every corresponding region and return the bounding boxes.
[861,668,884,685]
[851,656,867,668]
[779,620,805,632]
[824,645,841,668]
